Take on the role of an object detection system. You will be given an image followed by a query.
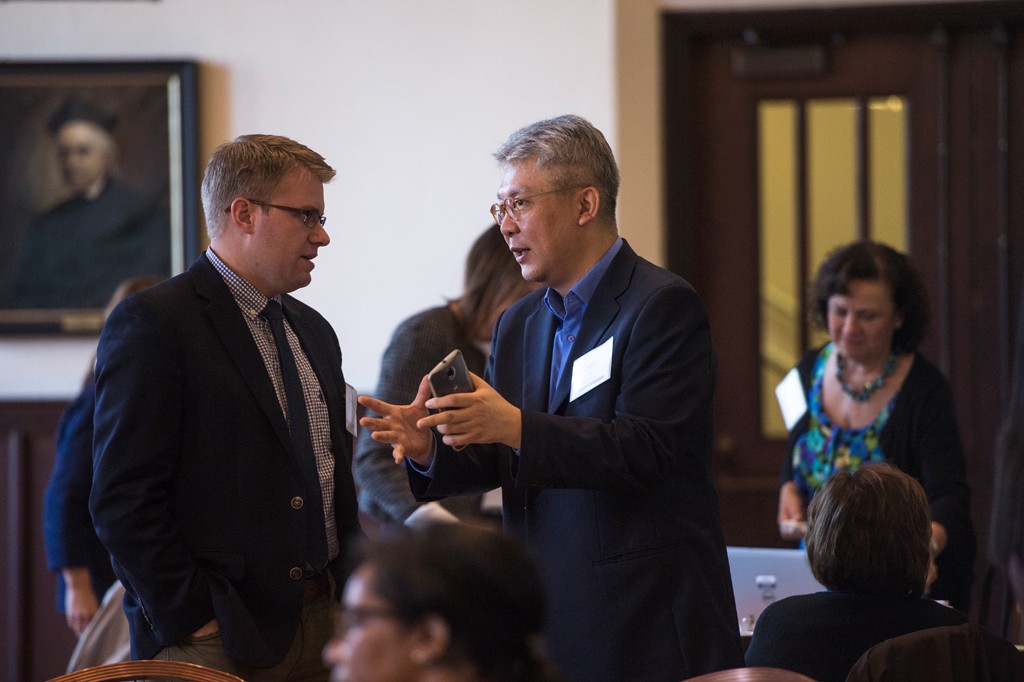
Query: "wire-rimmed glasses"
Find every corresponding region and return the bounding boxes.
[489,186,586,225]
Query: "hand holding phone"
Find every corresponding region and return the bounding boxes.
[426,349,472,451]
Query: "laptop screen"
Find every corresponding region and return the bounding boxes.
[727,546,825,634]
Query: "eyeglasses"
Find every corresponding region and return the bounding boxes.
[489,186,585,225]
[245,198,327,228]
[335,605,399,635]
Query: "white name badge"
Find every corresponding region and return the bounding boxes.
[570,336,613,403]
[345,383,358,437]
[775,367,808,431]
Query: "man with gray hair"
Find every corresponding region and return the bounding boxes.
[359,115,743,680]
[91,134,360,680]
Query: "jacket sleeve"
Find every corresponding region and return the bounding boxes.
[43,385,98,570]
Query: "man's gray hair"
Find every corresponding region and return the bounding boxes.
[494,115,619,223]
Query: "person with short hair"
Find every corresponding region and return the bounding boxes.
[748,464,968,682]
[323,523,562,682]
[90,134,360,680]
[358,115,742,681]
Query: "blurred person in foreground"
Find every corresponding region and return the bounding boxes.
[323,523,561,682]
[777,240,975,611]
[355,224,537,528]
[358,114,742,681]
[90,134,361,681]
[748,464,968,682]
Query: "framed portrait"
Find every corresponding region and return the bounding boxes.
[0,60,199,333]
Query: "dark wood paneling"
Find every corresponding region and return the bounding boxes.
[1,401,78,681]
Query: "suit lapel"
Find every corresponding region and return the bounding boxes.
[282,297,345,447]
[191,256,293,455]
[523,301,557,412]
[547,242,636,413]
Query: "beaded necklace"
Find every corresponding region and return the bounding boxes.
[835,351,897,402]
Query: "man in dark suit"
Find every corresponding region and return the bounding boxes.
[90,134,360,680]
[359,115,743,681]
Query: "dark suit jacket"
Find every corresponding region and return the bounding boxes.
[90,254,361,666]
[409,241,743,681]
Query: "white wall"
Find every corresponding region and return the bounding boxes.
[0,0,978,398]
[0,0,615,397]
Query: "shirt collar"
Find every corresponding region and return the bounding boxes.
[545,236,623,318]
[205,247,274,316]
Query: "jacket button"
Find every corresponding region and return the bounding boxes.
[289,567,303,581]
[291,496,304,509]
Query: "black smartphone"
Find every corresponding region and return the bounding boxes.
[427,349,472,400]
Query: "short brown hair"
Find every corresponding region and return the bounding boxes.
[811,240,929,353]
[806,464,931,597]
[201,134,335,239]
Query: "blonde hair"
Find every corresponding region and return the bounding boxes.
[201,134,335,239]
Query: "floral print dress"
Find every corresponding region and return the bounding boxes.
[791,343,895,503]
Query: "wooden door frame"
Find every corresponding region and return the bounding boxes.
[663,1,1024,617]
[664,0,1024,292]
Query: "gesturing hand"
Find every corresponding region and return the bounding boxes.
[358,375,435,467]
[419,372,523,451]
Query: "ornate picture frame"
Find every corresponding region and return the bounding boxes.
[0,60,199,333]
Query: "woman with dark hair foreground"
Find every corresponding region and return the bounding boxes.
[323,523,561,682]
[748,464,968,682]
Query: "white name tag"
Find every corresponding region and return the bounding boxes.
[345,383,358,437]
[775,367,808,431]
[570,336,613,402]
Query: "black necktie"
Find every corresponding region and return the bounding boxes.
[261,299,328,571]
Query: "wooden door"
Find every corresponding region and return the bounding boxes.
[0,401,79,681]
[664,2,1024,615]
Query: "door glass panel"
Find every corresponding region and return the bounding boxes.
[806,98,859,349]
[759,96,907,439]
[758,101,799,439]
[869,95,908,251]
